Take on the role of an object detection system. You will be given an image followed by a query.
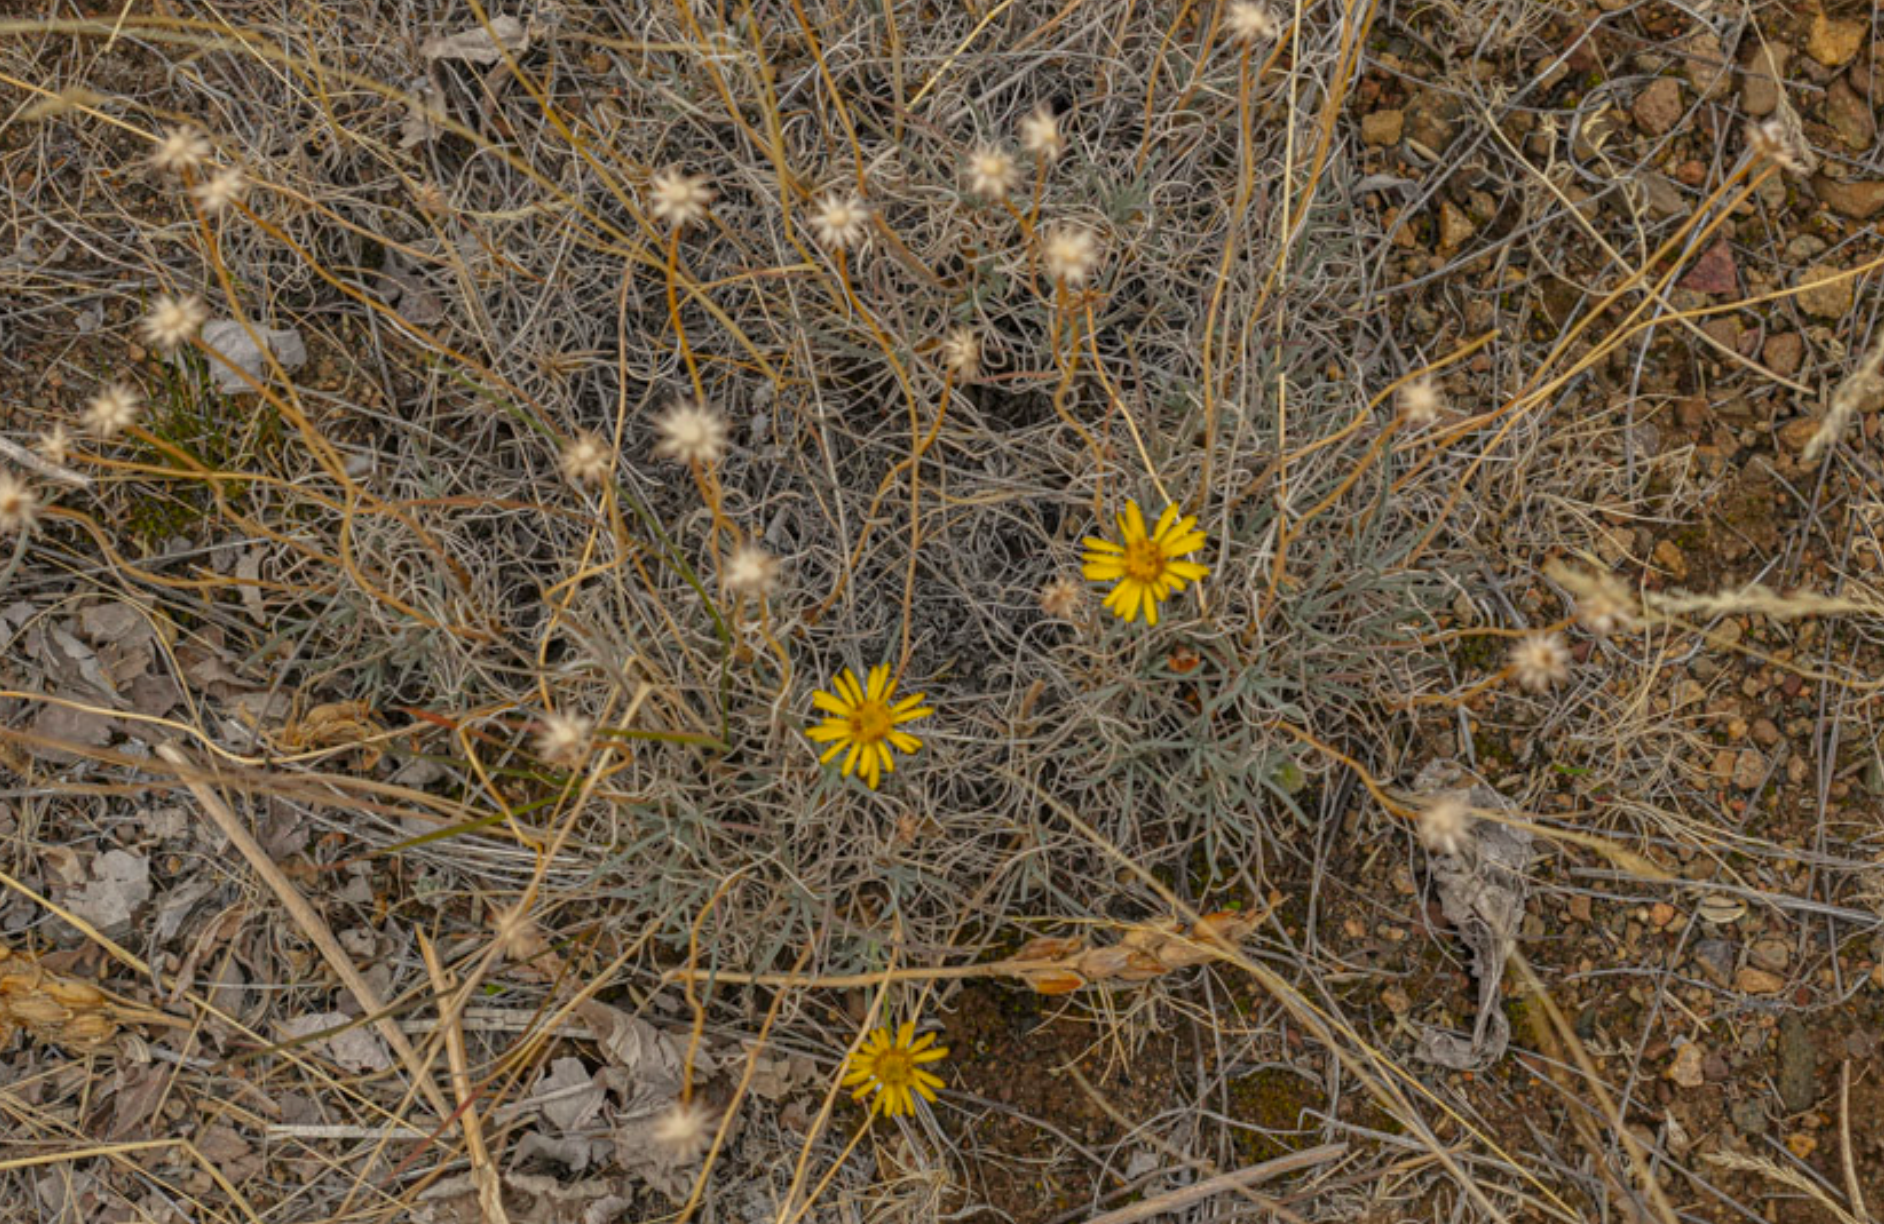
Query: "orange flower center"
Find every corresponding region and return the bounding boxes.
[1123,538,1165,583]
[848,701,893,744]
[871,1048,913,1086]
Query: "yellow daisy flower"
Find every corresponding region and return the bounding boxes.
[842,1020,947,1117]
[1081,500,1210,625]
[806,665,933,789]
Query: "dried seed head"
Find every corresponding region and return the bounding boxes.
[809,193,870,251]
[140,293,208,352]
[724,544,780,597]
[1020,106,1064,161]
[191,165,247,214]
[939,327,981,379]
[1042,225,1100,286]
[560,431,614,487]
[1397,377,1443,426]
[1745,115,1814,176]
[1039,575,1084,620]
[648,168,714,230]
[150,126,211,174]
[0,473,37,535]
[83,382,141,438]
[653,399,728,465]
[1417,793,1474,856]
[536,711,593,766]
[1224,1,1280,45]
[37,424,72,466]
[650,1098,715,1163]
[964,145,1019,200]
[1573,572,1638,636]
[1509,632,1571,693]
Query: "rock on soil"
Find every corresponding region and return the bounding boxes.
[1811,176,1884,220]
[1795,263,1854,319]
[1632,77,1683,136]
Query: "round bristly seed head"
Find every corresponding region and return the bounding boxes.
[1224,1,1280,45]
[939,327,981,379]
[809,193,870,251]
[0,473,37,534]
[1020,106,1064,160]
[724,545,780,597]
[648,168,713,230]
[83,382,141,438]
[964,146,1019,200]
[1397,377,1443,426]
[141,293,208,352]
[191,165,247,213]
[37,424,72,466]
[1039,575,1084,620]
[650,1098,715,1164]
[535,711,593,766]
[150,126,211,173]
[560,431,614,487]
[1417,793,1473,856]
[654,399,728,465]
[1042,225,1100,286]
[1509,632,1571,693]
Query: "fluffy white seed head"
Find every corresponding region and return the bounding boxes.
[650,1098,715,1164]
[37,424,72,466]
[1417,794,1474,857]
[150,126,211,174]
[940,328,981,379]
[1397,377,1443,427]
[1509,632,1571,693]
[1745,116,1812,176]
[648,168,714,230]
[191,165,246,214]
[1574,572,1638,636]
[0,473,38,535]
[1042,225,1100,286]
[1020,106,1064,161]
[83,383,141,438]
[141,293,208,352]
[1224,2,1280,45]
[964,145,1019,200]
[561,431,614,487]
[724,545,780,597]
[1040,575,1084,620]
[536,711,593,766]
[809,194,870,251]
[654,399,728,466]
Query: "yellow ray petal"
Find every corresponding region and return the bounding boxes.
[1082,560,1125,581]
[1166,560,1209,580]
[820,741,848,764]
[1127,500,1149,539]
[1082,536,1123,553]
[866,664,888,701]
[1152,503,1179,541]
[812,690,854,716]
[888,730,922,754]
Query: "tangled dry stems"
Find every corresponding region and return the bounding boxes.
[0,3,1880,1223]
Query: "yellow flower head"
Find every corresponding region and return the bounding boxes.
[1081,501,1210,625]
[807,665,932,789]
[843,1020,947,1117]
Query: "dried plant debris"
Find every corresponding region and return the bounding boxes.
[0,945,120,1050]
[1008,910,1263,994]
[1411,765,1534,1073]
